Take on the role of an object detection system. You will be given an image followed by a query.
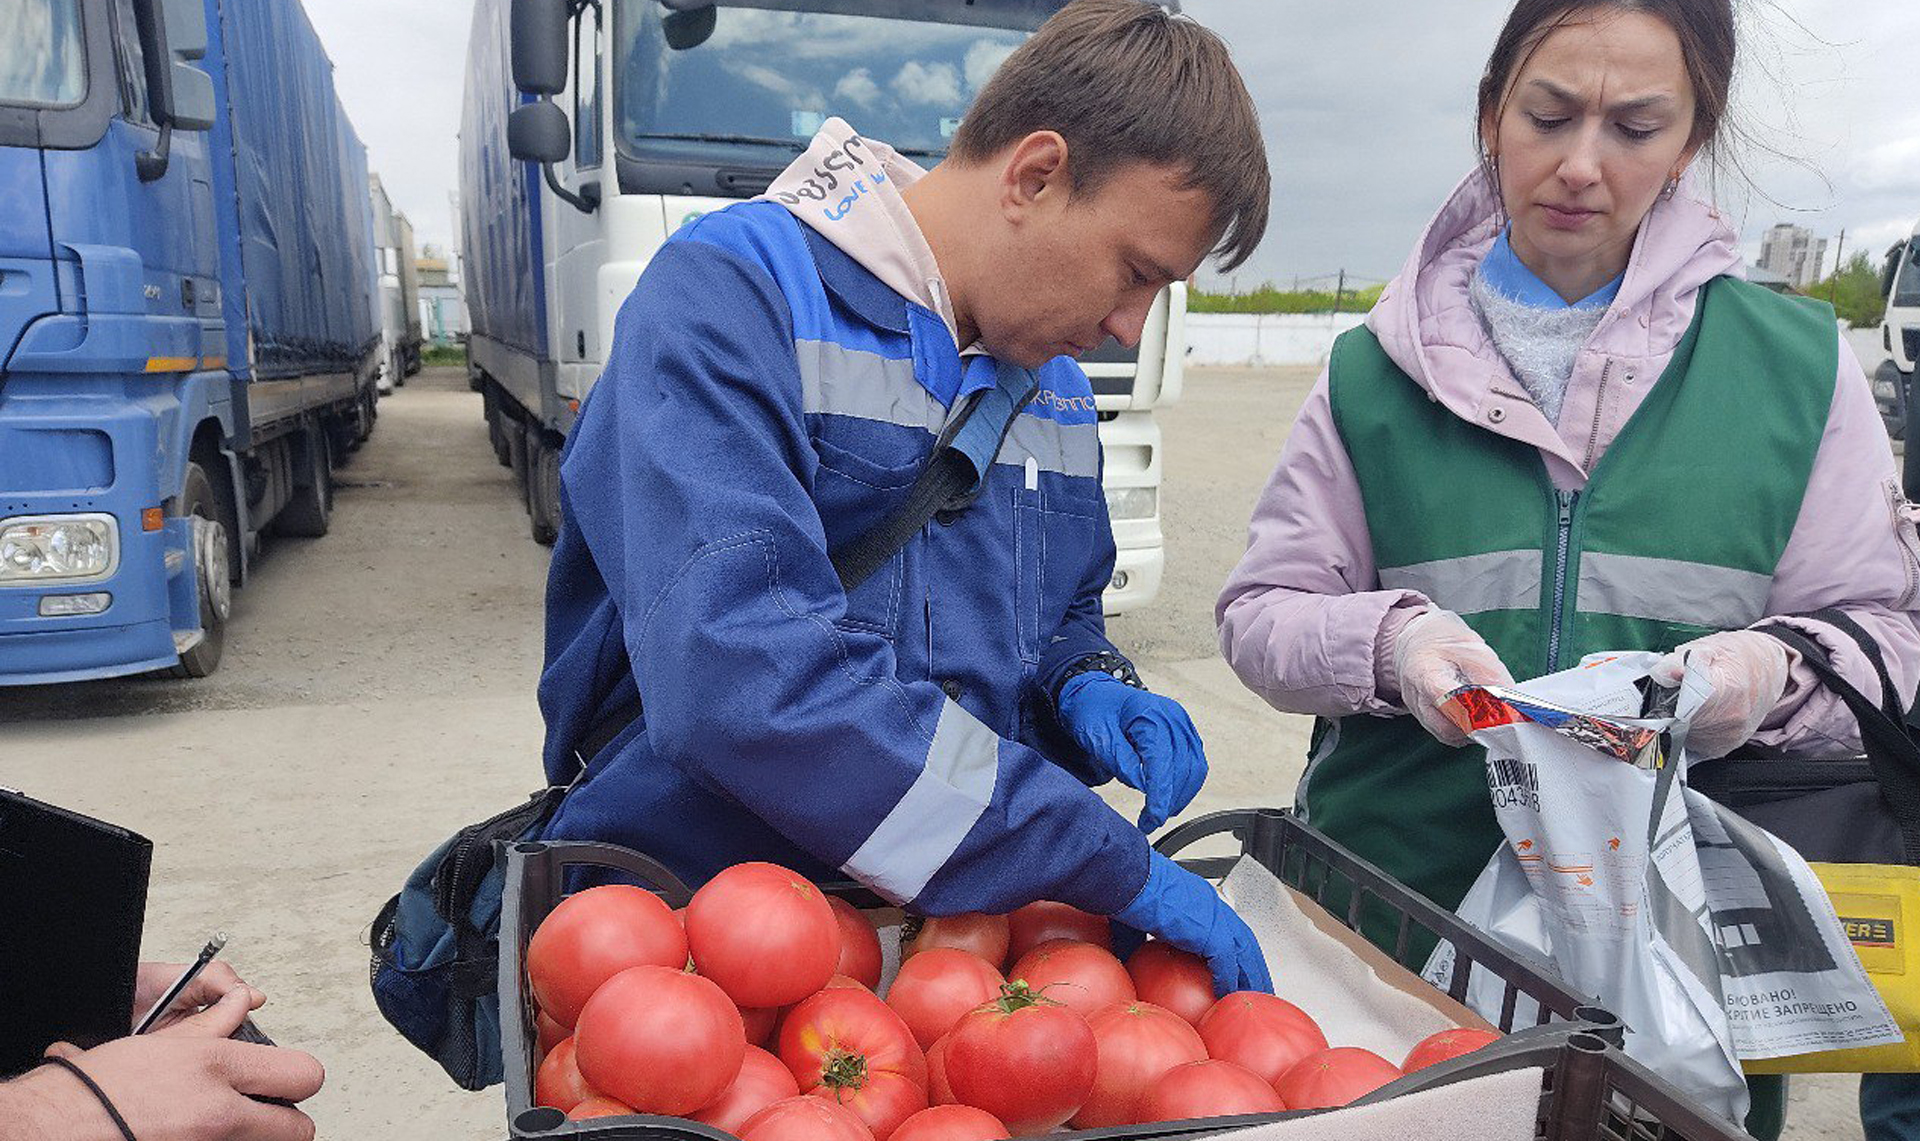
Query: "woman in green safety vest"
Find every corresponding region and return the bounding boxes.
[1217,1,1920,1138]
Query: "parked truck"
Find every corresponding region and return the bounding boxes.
[460,0,1183,612]
[370,172,425,389]
[0,0,381,684]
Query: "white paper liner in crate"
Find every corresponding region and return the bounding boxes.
[1198,1066,1545,1141]
[1217,854,1494,1056]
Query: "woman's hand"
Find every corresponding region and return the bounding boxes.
[1654,631,1792,759]
[1390,609,1515,746]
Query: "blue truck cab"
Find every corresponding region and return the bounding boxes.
[0,0,380,685]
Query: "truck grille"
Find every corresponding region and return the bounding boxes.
[1904,326,1918,366]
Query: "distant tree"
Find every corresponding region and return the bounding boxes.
[1805,250,1887,329]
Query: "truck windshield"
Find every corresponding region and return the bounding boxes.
[0,0,85,107]
[615,1,1029,161]
[1895,240,1920,310]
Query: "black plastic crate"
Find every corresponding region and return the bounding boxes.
[496,809,1740,1140]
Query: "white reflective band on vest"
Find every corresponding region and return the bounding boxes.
[1380,548,1771,629]
[1577,551,1772,630]
[842,697,1000,905]
[1379,550,1543,615]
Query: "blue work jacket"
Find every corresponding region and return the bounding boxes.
[537,201,1151,917]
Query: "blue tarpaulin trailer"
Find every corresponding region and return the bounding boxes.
[0,0,382,683]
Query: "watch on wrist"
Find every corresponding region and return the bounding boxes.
[1056,651,1145,702]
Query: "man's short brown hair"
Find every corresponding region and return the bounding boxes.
[950,0,1269,272]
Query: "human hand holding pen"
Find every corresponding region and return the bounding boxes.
[0,959,324,1141]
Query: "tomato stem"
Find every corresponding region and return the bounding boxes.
[991,980,1062,1013]
[820,1048,870,1092]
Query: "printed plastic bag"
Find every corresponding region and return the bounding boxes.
[1424,652,1898,1124]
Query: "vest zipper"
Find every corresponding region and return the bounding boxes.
[1546,489,1579,671]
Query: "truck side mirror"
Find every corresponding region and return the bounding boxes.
[508,101,571,164]
[511,0,570,96]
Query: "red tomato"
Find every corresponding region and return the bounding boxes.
[1274,1047,1402,1110]
[534,1036,594,1111]
[780,987,928,1141]
[688,862,842,1009]
[890,1104,1011,1141]
[1138,1060,1284,1122]
[829,897,886,990]
[535,1009,568,1055]
[1007,940,1135,1021]
[1402,1027,1500,1072]
[526,884,687,1027]
[887,948,1006,1049]
[573,964,746,1115]
[1071,1002,1207,1128]
[944,982,1097,1134]
[569,1095,636,1119]
[926,1035,955,1106]
[691,1046,804,1133]
[1195,992,1328,1087]
[908,914,1012,969]
[740,1095,877,1141]
[1126,942,1215,1026]
[743,1005,781,1047]
[1005,902,1109,963]
[825,974,872,991]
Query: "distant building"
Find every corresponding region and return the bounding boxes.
[416,253,469,344]
[1745,265,1793,294]
[1758,224,1829,290]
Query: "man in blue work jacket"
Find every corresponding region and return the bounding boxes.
[538,0,1273,994]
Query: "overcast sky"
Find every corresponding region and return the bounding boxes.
[304,0,1918,291]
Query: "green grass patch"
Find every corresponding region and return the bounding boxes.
[1190,284,1384,315]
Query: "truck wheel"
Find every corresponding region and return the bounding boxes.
[530,436,561,545]
[506,418,532,512]
[276,427,334,538]
[356,386,377,444]
[486,391,512,467]
[168,463,233,678]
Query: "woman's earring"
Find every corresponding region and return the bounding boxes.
[1661,174,1680,201]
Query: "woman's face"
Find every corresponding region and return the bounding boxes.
[1487,8,1701,299]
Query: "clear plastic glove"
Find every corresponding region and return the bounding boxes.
[1112,850,1272,997]
[1391,609,1515,746]
[1057,672,1208,833]
[1652,630,1792,760]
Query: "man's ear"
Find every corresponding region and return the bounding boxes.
[998,130,1071,225]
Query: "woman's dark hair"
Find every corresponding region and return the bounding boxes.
[1473,0,1737,193]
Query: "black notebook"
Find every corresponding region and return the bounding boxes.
[0,789,152,1076]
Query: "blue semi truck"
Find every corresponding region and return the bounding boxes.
[0,0,381,684]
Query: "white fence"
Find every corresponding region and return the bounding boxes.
[1186,312,1369,368]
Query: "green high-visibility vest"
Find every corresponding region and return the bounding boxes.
[1309,276,1837,914]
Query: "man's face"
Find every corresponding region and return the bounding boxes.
[975,160,1218,369]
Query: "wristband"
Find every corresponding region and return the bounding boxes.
[1054,651,1145,702]
[44,1056,137,1141]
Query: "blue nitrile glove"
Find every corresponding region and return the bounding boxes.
[1057,671,1208,833]
[1114,850,1273,997]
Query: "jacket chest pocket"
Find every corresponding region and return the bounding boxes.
[812,431,925,640]
[1014,474,1101,664]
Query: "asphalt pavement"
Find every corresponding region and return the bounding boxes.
[0,363,1866,1138]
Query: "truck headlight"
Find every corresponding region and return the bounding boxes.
[1105,487,1158,521]
[0,515,118,583]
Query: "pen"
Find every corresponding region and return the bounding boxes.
[132,932,228,1036]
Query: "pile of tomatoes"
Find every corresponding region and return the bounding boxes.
[525,860,1501,1139]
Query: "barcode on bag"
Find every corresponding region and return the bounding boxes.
[1485,755,1540,811]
